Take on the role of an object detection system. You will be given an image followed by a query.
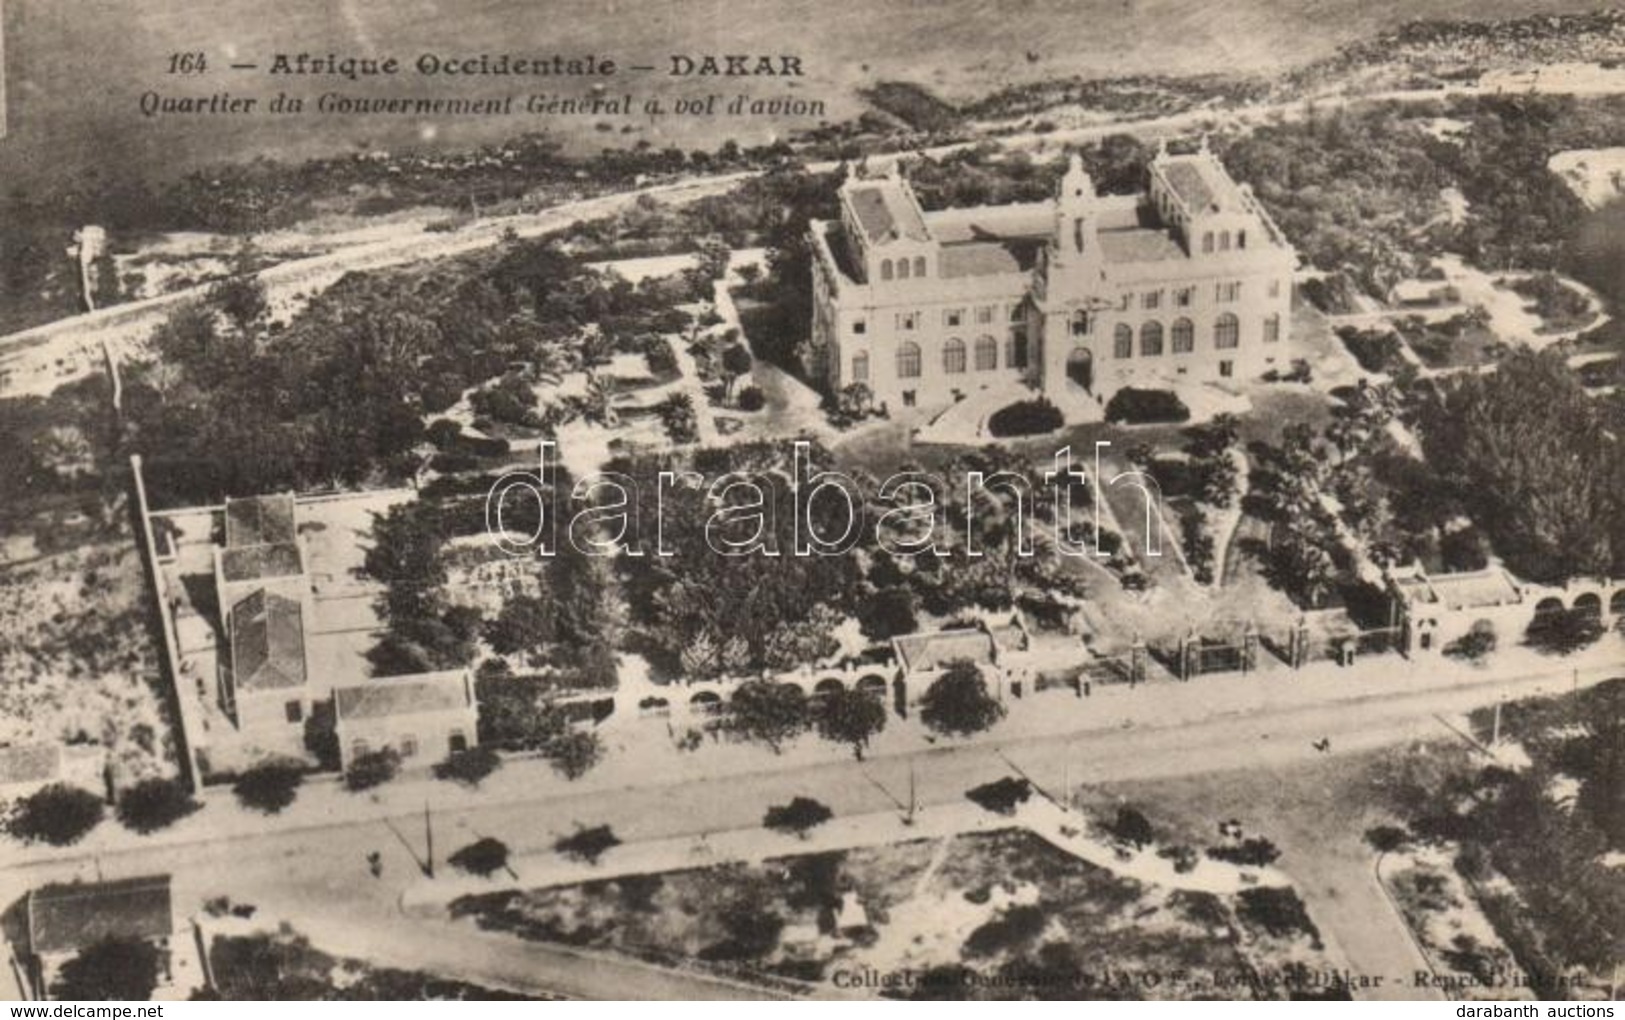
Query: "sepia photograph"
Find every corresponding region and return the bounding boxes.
[0,0,1623,1008]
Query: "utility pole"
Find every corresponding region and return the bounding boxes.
[906,760,917,826]
[423,800,435,879]
[1491,697,1502,749]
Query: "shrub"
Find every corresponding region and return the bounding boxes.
[616,873,665,912]
[544,730,605,780]
[1236,887,1322,946]
[555,824,620,864]
[857,586,918,641]
[1444,621,1497,662]
[763,797,833,837]
[644,338,679,378]
[345,748,401,792]
[736,385,766,412]
[965,777,1031,815]
[116,778,200,834]
[1206,836,1282,867]
[1365,825,1410,854]
[434,746,502,787]
[1104,387,1189,424]
[449,837,511,878]
[1112,805,1155,849]
[701,902,784,961]
[8,783,104,845]
[1157,844,1200,873]
[987,398,1063,437]
[1337,327,1406,374]
[233,760,305,815]
[52,936,160,1001]
[1525,608,1604,655]
[963,904,1046,957]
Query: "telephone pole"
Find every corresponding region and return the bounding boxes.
[423,800,435,879]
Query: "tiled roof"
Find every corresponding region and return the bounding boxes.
[1098,229,1188,264]
[225,494,296,548]
[893,629,996,674]
[847,183,929,244]
[28,876,173,956]
[1401,570,1523,611]
[1158,156,1247,216]
[0,743,61,786]
[229,590,307,692]
[1161,162,1217,211]
[335,671,472,722]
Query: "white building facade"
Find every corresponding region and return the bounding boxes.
[809,144,1297,410]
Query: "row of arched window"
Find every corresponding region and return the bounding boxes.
[1110,313,1270,357]
[879,255,929,282]
[889,334,1028,380]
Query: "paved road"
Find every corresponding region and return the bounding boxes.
[5,661,1612,998]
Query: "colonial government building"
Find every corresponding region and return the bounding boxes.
[808,143,1297,411]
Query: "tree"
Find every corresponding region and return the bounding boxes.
[920,660,1005,738]
[116,778,199,834]
[1112,805,1155,849]
[1365,825,1410,853]
[555,824,620,864]
[483,594,555,659]
[449,837,512,878]
[434,746,502,787]
[728,680,809,753]
[834,382,873,423]
[52,937,160,1001]
[475,670,566,751]
[857,586,918,641]
[1525,608,1605,655]
[345,748,401,792]
[545,730,605,780]
[965,777,1031,815]
[815,687,887,759]
[763,796,833,838]
[1443,620,1497,663]
[720,343,754,402]
[233,760,304,814]
[8,783,104,845]
[658,392,700,444]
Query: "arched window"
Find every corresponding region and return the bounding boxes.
[1202,232,1214,254]
[1071,310,1090,336]
[1214,313,1240,349]
[851,351,870,382]
[913,256,927,278]
[974,335,998,371]
[1141,321,1164,356]
[1219,231,1231,252]
[1237,229,1247,249]
[943,338,966,374]
[880,259,893,281]
[1264,313,1281,343]
[898,258,911,280]
[897,341,922,379]
[1006,331,1029,369]
[1171,317,1195,353]
[1113,324,1134,359]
